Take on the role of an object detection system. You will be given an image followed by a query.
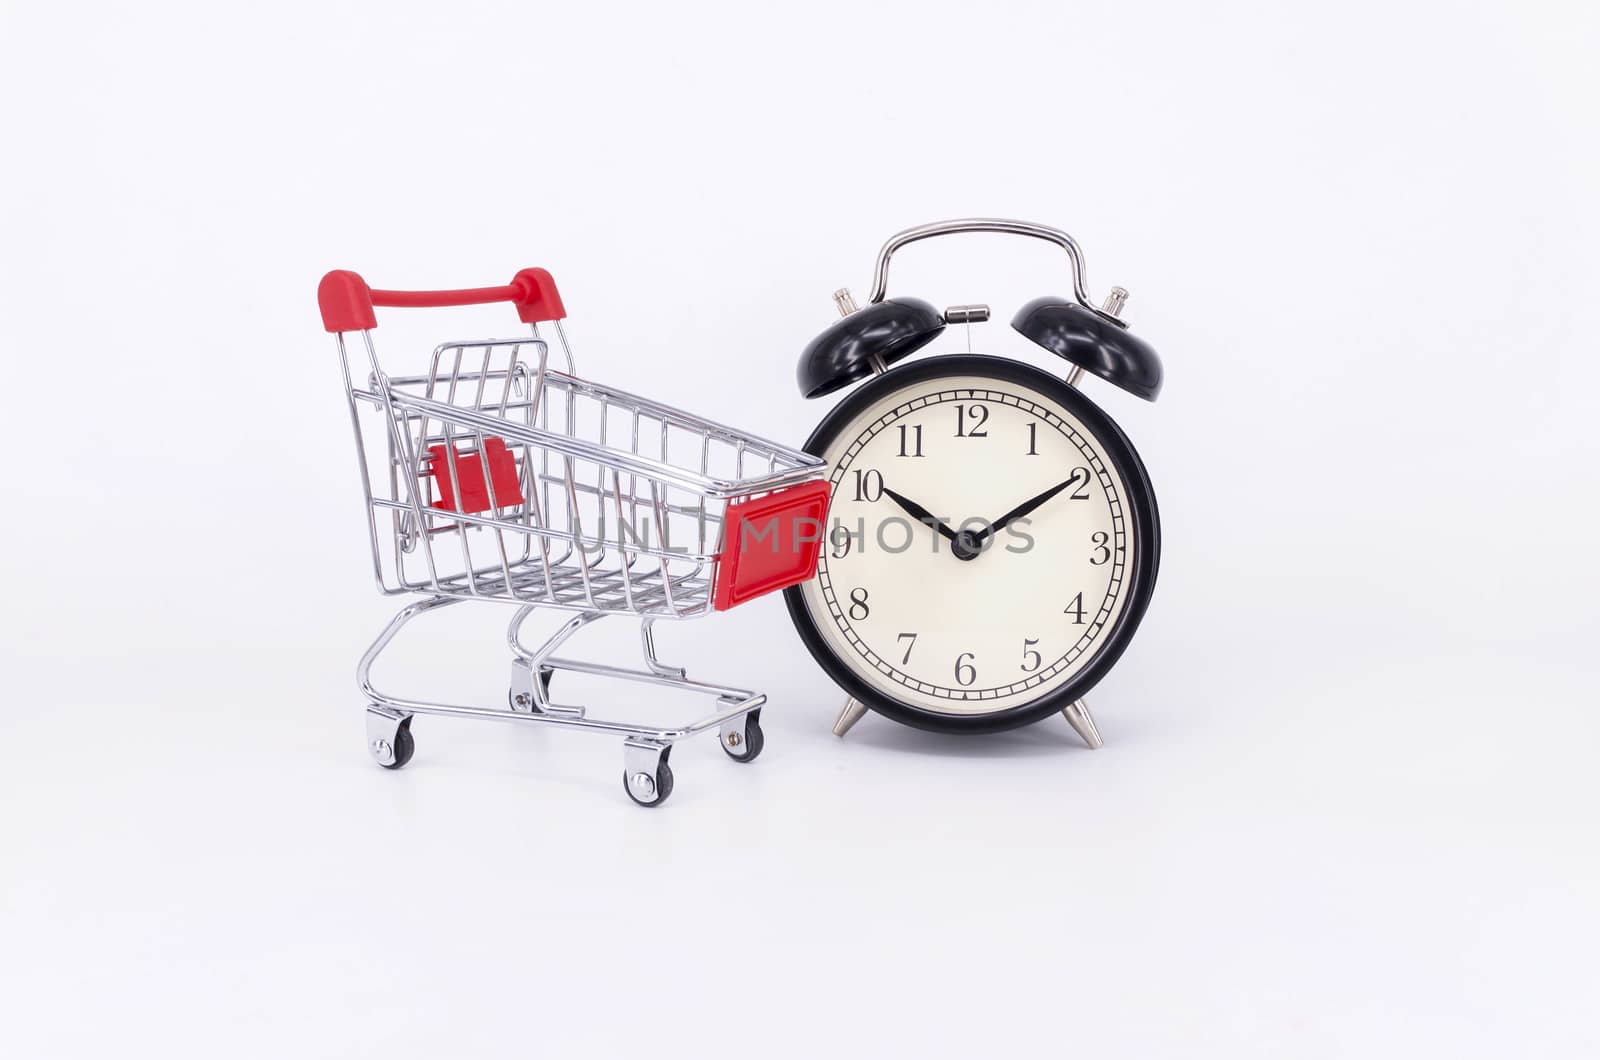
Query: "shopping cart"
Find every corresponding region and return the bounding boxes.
[319,267,830,806]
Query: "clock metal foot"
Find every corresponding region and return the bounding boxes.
[1062,699,1103,749]
[832,697,868,737]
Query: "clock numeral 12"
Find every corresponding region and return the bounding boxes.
[954,404,989,438]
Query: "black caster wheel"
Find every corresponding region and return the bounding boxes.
[623,758,674,808]
[721,709,764,763]
[378,716,415,770]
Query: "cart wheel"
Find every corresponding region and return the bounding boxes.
[623,759,674,808]
[377,717,415,770]
[721,709,765,764]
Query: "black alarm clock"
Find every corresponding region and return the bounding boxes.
[782,219,1163,746]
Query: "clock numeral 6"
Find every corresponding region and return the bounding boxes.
[954,404,989,438]
[1021,638,1042,672]
[847,587,870,621]
[851,468,884,502]
[954,652,977,686]
[1090,531,1112,566]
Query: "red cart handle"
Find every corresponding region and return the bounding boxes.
[318,267,566,332]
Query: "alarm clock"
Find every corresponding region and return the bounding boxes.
[782,219,1163,745]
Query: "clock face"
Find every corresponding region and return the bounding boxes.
[788,355,1158,729]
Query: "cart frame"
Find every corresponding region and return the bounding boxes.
[320,267,828,805]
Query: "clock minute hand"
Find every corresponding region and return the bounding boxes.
[881,486,960,544]
[973,475,1083,545]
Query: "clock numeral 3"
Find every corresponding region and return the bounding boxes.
[852,469,884,502]
[1090,531,1111,566]
[954,404,989,438]
[1021,638,1042,672]
[847,587,870,621]
[954,652,977,686]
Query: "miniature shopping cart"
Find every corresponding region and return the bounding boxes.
[319,267,829,806]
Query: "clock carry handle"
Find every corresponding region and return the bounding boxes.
[797,217,1159,400]
[866,218,1122,324]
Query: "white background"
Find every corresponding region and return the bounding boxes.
[3,1,1597,1056]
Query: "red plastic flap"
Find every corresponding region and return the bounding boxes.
[712,480,832,611]
[428,438,525,514]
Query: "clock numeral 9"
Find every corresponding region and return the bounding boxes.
[1090,531,1111,566]
[847,587,870,621]
[851,468,884,502]
[1021,638,1042,672]
[830,525,853,559]
[896,423,925,458]
[954,404,989,438]
[954,652,977,686]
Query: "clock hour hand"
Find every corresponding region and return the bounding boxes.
[881,486,960,544]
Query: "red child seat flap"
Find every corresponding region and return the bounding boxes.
[428,438,525,514]
[712,480,832,611]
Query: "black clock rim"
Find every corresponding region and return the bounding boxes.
[782,354,1161,736]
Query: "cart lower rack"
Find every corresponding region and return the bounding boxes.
[320,267,829,806]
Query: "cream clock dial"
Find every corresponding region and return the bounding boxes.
[785,356,1159,735]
